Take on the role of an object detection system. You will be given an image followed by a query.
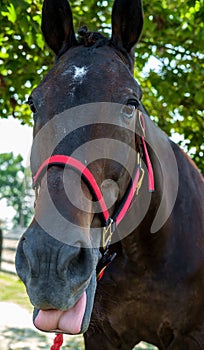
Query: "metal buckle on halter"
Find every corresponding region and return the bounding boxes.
[135,153,145,195]
[102,218,114,250]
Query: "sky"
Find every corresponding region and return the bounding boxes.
[0,117,33,224]
[0,117,32,162]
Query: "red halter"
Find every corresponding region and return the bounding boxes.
[33,155,141,223]
[32,112,154,250]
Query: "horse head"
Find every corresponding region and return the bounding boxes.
[16,0,145,335]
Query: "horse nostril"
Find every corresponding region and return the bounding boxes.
[57,245,81,280]
[57,245,94,284]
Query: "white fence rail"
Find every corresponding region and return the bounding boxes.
[0,231,22,275]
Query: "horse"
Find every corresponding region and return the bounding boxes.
[15,0,204,349]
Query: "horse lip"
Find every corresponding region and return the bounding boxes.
[33,291,86,334]
[33,274,97,334]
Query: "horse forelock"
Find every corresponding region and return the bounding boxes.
[77,30,134,73]
[78,26,109,48]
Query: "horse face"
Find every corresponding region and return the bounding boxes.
[16,0,143,335]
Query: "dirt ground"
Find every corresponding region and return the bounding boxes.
[0,302,84,350]
[0,302,156,350]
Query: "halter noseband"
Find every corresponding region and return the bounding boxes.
[32,111,154,278]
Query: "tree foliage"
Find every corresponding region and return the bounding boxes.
[0,0,203,171]
[0,153,33,227]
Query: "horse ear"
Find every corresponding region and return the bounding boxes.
[41,0,77,56]
[111,0,143,53]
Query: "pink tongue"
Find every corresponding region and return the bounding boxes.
[34,292,86,334]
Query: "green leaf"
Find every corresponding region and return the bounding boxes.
[36,33,44,50]
[194,91,203,105]
[1,3,17,24]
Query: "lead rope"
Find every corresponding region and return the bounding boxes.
[50,333,63,350]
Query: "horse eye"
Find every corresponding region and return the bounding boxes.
[27,98,36,114]
[121,104,136,119]
[127,99,140,109]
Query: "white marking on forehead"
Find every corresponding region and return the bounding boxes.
[62,65,88,80]
[61,65,88,99]
[73,66,87,81]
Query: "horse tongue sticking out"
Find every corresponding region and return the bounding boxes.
[34,292,87,334]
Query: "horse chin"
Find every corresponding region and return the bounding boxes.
[33,274,97,335]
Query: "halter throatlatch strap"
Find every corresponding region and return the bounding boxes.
[139,113,155,192]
